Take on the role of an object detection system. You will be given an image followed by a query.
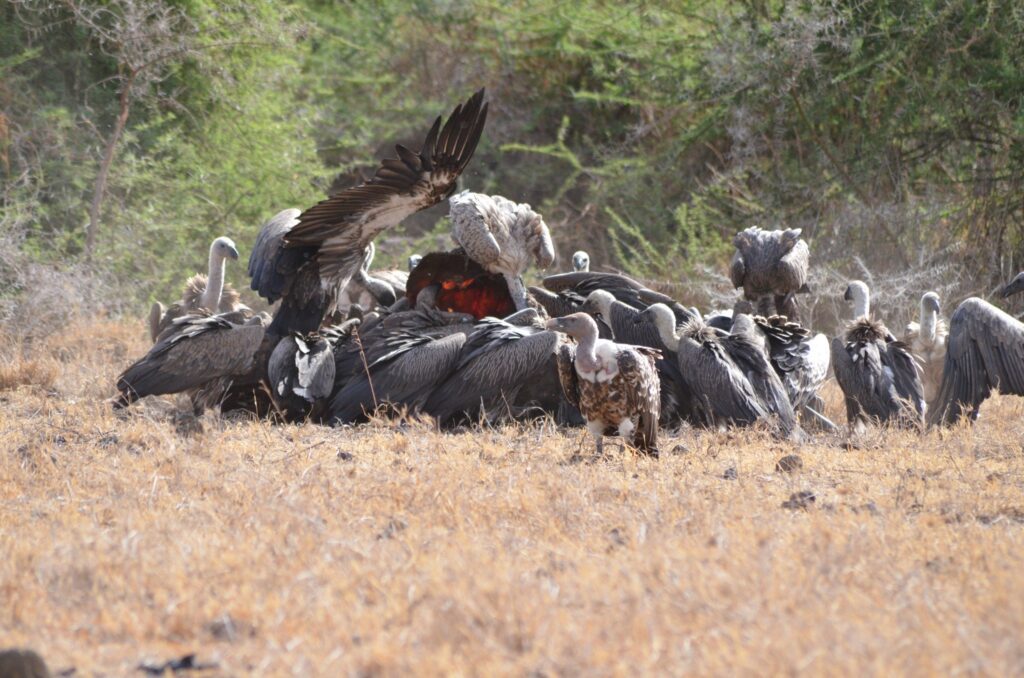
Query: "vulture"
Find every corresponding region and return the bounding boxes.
[1001,271,1024,299]
[327,307,476,424]
[543,271,697,325]
[549,313,660,457]
[743,312,833,430]
[448,191,555,311]
[831,281,925,431]
[114,310,269,413]
[643,305,798,438]
[572,250,590,272]
[582,289,700,427]
[408,253,423,271]
[903,292,948,408]
[422,312,573,426]
[249,89,488,337]
[149,236,244,342]
[336,242,410,313]
[729,226,810,320]
[267,332,336,421]
[928,292,1024,426]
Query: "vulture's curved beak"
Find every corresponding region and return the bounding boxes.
[1000,273,1024,299]
[545,318,565,332]
[227,244,240,260]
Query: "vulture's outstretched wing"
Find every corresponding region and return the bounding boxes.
[928,298,1024,425]
[287,90,488,289]
[248,208,303,303]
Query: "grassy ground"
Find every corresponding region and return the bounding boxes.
[2,320,1024,676]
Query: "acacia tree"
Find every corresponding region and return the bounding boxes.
[63,0,198,262]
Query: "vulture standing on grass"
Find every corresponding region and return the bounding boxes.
[831,281,924,431]
[549,313,661,457]
[114,310,269,413]
[927,277,1024,426]
[729,226,810,320]
[582,289,698,426]
[903,292,948,407]
[149,236,244,342]
[248,89,488,337]
[642,304,798,438]
[448,191,555,311]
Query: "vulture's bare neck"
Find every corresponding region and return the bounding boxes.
[201,246,226,312]
[920,305,938,343]
[852,295,870,320]
[574,326,601,374]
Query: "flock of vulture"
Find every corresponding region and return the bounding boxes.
[113,90,1024,457]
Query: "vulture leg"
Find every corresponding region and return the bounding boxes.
[504,273,531,311]
[587,420,605,458]
[776,293,800,321]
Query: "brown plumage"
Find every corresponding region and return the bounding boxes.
[549,313,660,457]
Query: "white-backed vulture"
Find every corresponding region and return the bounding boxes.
[928,295,1024,426]
[549,313,660,457]
[903,292,948,407]
[114,310,268,413]
[581,289,700,427]
[543,271,697,325]
[149,236,243,342]
[248,90,488,337]
[831,281,924,431]
[572,250,590,272]
[642,304,798,438]
[729,226,810,320]
[267,333,336,420]
[422,314,573,426]
[448,191,555,311]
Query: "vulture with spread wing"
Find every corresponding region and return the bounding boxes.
[248,90,488,336]
[928,291,1024,426]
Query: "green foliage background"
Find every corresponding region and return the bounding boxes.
[2,0,1023,313]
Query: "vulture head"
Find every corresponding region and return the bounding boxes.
[546,312,599,342]
[211,236,240,261]
[1000,272,1024,298]
[408,254,423,272]
[580,289,615,320]
[921,291,941,314]
[572,250,591,272]
[779,228,803,251]
[844,280,871,319]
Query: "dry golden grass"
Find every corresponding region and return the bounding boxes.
[2,321,1024,676]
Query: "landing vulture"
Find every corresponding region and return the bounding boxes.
[729,226,810,320]
[248,89,488,336]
